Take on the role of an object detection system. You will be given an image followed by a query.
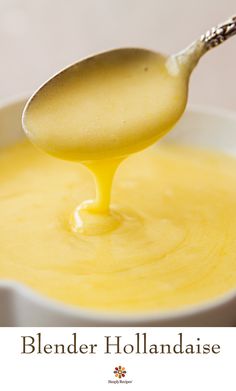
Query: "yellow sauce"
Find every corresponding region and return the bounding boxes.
[24,49,189,161]
[2,45,234,312]
[0,140,236,312]
[23,48,193,233]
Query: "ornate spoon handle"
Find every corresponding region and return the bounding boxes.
[201,15,236,51]
[173,15,236,74]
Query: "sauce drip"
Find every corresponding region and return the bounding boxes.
[23,48,197,234]
[0,141,236,312]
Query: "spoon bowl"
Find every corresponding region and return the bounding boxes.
[22,48,188,162]
[22,15,236,163]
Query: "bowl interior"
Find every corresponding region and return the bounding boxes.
[0,98,236,326]
[162,106,236,156]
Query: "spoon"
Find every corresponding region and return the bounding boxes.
[22,15,236,163]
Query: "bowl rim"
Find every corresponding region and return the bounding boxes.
[0,94,236,324]
[0,279,236,324]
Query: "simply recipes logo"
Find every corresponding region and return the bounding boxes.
[114,366,126,379]
[108,365,133,385]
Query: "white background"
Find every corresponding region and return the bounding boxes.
[0,0,235,109]
[0,328,235,390]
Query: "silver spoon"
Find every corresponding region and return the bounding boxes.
[22,15,236,162]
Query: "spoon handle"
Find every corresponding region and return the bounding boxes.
[173,15,236,74]
[201,15,236,51]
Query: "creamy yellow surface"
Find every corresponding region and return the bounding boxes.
[24,49,189,162]
[0,140,236,312]
[23,48,193,228]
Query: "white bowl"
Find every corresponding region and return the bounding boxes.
[0,97,236,326]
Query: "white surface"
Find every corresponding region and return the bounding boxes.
[0,0,235,109]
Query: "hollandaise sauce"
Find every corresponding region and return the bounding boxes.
[0,140,236,312]
[2,40,235,313]
[23,48,197,234]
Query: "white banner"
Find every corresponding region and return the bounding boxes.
[0,327,235,390]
